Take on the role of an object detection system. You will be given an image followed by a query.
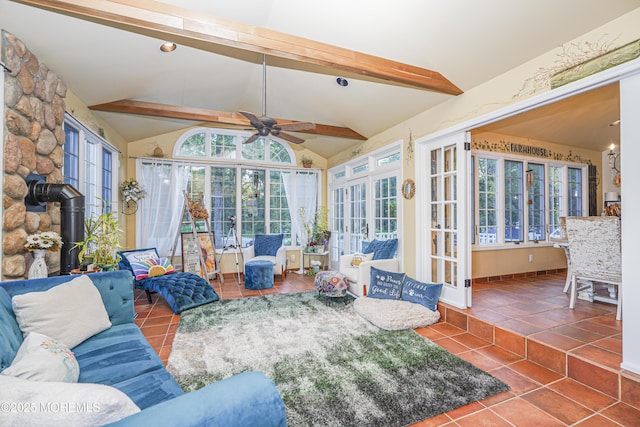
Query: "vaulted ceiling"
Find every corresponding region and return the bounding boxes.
[2,1,637,157]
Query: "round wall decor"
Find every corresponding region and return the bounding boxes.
[402,179,415,199]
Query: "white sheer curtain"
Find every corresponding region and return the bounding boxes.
[137,160,188,256]
[283,171,318,274]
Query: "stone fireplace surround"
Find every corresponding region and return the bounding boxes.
[2,30,67,280]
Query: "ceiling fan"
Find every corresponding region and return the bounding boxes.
[241,55,315,144]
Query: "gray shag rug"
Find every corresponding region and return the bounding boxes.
[167,292,509,426]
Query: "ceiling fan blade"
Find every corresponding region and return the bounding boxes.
[243,133,261,144]
[279,122,316,132]
[277,132,305,144]
[240,111,262,128]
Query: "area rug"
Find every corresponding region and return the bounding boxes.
[167,292,509,426]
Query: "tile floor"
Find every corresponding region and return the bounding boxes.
[135,271,640,426]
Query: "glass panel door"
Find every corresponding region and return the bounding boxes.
[330,186,345,268]
[423,132,470,308]
[349,180,368,253]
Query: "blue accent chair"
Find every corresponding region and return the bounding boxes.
[241,234,288,280]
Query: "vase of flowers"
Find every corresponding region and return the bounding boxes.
[25,231,63,279]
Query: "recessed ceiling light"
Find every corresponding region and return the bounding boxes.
[336,77,349,87]
[160,42,177,53]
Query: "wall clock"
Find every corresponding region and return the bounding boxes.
[402,179,415,199]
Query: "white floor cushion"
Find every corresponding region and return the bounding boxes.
[353,297,441,330]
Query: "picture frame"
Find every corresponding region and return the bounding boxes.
[181,232,216,277]
[402,179,415,199]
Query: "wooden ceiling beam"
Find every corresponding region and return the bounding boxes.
[89,99,368,140]
[14,0,463,95]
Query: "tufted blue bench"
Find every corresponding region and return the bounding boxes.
[117,249,219,314]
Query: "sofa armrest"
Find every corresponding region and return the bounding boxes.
[275,246,287,267]
[241,245,256,261]
[108,371,287,427]
[339,254,354,271]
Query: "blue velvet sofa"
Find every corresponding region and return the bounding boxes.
[0,270,287,426]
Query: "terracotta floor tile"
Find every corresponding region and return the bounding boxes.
[492,397,565,427]
[526,340,566,375]
[494,319,544,336]
[567,356,619,398]
[479,390,516,408]
[140,323,170,337]
[599,402,640,426]
[476,345,523,365]
[445,308,468,330]
[141,315,173,327]
[428,322,466,337]
[494,327,526,357]
[573,414,622,426]
[592,335,622,355]
[445,401,484,420]
[528,330,585,351]
[547,378,616,411]
[415,326,447,340]
[507,360,563,385]
[569,344,622,371]
[433,337,471,355]
[490,367,541,395]
[458,350,504,372]
[467,317,494,342]
[469,309,512,324]
[549,324,605,343]
[450,332,491,350]
[521,387,594,424]
[455,408,512,426]
[572,320,621,337]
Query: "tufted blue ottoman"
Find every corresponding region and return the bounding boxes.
[244,260,274,290]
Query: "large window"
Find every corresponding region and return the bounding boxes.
[63,114,118,217]
[328,143,401,266]
[473,153,586,247]
[145,128,309,251]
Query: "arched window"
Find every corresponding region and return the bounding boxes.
[174,128,294,165]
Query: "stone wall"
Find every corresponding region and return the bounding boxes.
[2,30,66,279]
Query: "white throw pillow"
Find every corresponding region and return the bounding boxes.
[12,275,112,349]
[1,332,79,382]
[0,375,140,426]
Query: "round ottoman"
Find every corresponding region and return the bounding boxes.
[314,270,348,303]
[244,260,274,290]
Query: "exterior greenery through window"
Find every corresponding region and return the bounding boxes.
[63,114,118,218]
[473,153,586,247]
[174,128,298,248]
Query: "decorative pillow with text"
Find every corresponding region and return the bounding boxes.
[401,276,443,312]
[368,266,405,300]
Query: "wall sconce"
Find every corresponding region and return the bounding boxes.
[608,143,620,173]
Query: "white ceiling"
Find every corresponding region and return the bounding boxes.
[1,1,637,157]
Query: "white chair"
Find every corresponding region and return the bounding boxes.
[241,234,288,280]
[339,254,399,297]
[565,216,621,320]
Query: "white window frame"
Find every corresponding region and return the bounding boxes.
[472,150,588,250]
[63,113,119,217]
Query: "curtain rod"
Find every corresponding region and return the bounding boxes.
[128,155,320,172]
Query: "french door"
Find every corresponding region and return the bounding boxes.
[349,179,368,254]
[417,131,471,308]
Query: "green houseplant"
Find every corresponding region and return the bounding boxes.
[73,199,123,270]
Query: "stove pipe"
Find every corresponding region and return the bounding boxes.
[26,180,84,274]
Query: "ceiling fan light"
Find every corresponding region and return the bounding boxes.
[160,42,177,52]
[336,77,349,87]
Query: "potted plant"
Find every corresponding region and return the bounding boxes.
[312,206,330,252]
[73,198,123,271]
[301,156,313,168]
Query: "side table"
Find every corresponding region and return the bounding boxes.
[303,250,329,271]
